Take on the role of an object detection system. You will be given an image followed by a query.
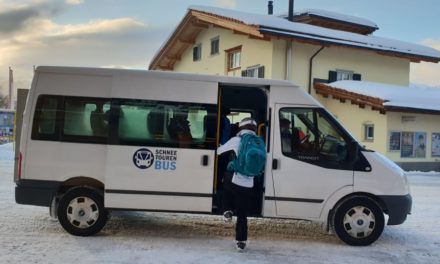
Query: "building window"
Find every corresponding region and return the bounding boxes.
[210,37,219,55]
[364,123,374,141]
[337,70,353,81]
[193,44,202,61]
[226,46,242,71]
[242,65,265,78]
[328,70,361,82]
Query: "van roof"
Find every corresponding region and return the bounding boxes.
[36,66,297,88]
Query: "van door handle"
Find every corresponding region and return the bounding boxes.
[272,159,279,170]
[202,155,209,166]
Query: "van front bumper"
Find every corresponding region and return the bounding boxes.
[378,194,412,225]
[15,179,60,207]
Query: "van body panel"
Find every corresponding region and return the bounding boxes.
[318,185,355,223]
[25,141,107,183]
[105,194,212,212]
[112,75,218,104]
[35,73,112,97]
[354,151,410,196]
[19,75,39,180]
[105,146,214,212]
[22,72,111,183]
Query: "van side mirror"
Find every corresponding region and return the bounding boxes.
[348,141,359,162]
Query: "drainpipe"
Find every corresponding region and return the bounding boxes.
[286,0,295,81]
[308,45,325,94]
[286,42,293,81]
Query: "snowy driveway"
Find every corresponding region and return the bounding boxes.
[1,152,439,263]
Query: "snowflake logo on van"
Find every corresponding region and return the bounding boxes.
[133,148,154,169]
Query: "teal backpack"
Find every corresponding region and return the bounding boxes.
[227,133,267,177]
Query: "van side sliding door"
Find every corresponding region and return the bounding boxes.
[104,77,218,213]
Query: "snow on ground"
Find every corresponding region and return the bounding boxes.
[0,143,439,263]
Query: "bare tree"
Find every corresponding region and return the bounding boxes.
[0,94,9,108]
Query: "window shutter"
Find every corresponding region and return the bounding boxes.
[353,73,362,81]
[328,71,337,83]
[258,66,265,78]
[241,70,247,77]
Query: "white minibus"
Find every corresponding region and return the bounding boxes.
[15,66,411,246]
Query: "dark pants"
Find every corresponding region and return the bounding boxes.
[222,172,253,242]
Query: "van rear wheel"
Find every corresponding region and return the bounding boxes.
[57,187,108,236]
[333,196,384,246]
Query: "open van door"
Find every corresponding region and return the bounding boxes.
[270,104,354,219]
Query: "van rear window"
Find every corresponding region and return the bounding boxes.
[31,96,60,141]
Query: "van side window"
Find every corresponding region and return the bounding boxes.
[31,95,216,149]
[61,97,110,143]
[279,108,350,169]
[116,99,217,149]
[31,95,60,140]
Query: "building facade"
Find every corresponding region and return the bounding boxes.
[150,6,440,170]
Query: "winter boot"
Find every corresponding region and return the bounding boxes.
[236,241,246,252]
[223,210,233,223]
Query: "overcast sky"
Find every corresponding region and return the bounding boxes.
[1,0,439,96]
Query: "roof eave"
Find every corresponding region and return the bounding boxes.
[314,83,387,114]
[385,106,440,115]
[259,27,440,63]
[149,9,266,70]
[315,83,440,115]
[294,14,379,34]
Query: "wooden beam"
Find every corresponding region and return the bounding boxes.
[164,54,182,61]
[191,20,209,29]
[191,10,265,39]
[314,83,386,113]
[233,30,248,36]
[158,65,173,71]
[177,37,195,45]
[249,35,271,41]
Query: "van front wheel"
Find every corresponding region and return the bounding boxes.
[333,196,384,246]
[57,187,108,236]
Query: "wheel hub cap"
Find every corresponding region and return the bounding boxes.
[343,206,375,238]
[67,196,99,229]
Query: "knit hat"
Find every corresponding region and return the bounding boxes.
[239,117,257,128]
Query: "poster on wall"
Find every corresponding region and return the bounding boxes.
[401,132,414,158]
[414,132,427,158]
[389,131,401,151]
[432,133,440,157]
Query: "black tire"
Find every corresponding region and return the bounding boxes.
[57,187,109,236]
[333,196,384,246]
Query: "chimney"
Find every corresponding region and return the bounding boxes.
[288,0,294,21]
[9,67,13,109]
[268,1,273,15]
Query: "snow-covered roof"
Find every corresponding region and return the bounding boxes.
[189,6,440,62]
[288,9,379,30]
[326,80,440,112]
